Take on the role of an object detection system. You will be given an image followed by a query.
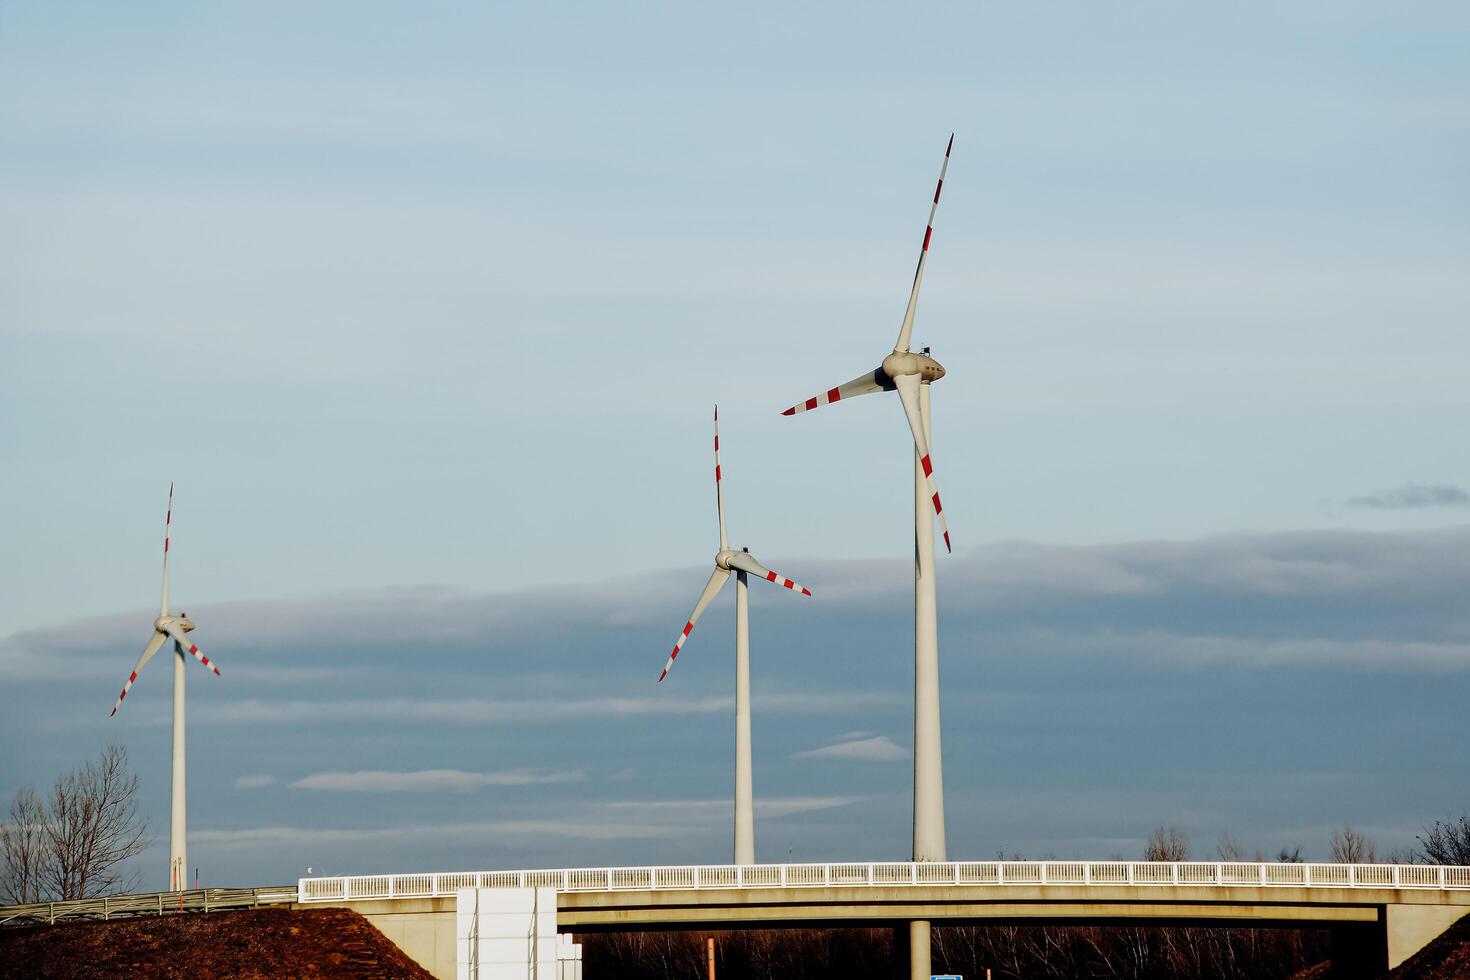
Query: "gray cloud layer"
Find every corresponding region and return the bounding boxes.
[11,524,1470,678]
[4,525,1468,887]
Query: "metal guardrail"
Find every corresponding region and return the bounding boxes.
[297,861,1470,903]
[0,885,296,927]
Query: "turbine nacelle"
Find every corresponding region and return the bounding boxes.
[882,350,946,384]
[715,548,748,571]
[155,615,196,635]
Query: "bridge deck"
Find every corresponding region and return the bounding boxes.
[298,860,1470,905]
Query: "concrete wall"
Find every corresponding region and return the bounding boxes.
[1386,903,1469,969]
[321,897,457,979]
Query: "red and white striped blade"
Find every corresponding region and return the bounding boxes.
[714,405,728,551]
[658,567,731,682]
[894,374,951,553]
[164,624,222,677]
[726,551,812,596]
[160,482,174,617]
[894,134,953,355]
[110,630,168,717]
[780,368,890,417]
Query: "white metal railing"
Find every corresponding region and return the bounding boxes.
[296,861,1470,903]
[0,886,297,927]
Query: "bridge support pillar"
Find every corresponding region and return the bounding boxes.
[908,919,931,980]
[891,920,931,979]
[1385,903,1468,971]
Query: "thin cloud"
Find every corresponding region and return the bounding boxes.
[1017,631,1470,670]
[290,769,583,792]
[1345,483,1470,509]
[234,773,276,790]
[598,797,863,819]
[208,696,732,726]
[191,692,899,728]
[793,735,909,762]
[192,818,670,849]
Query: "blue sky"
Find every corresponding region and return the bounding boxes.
[3,2,1469,889]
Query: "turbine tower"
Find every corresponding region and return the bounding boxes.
[779,135,954,979]
[110,484,223,892]
[659,406,812,865]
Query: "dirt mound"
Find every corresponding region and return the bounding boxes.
[1387,912,1470,979]
[0,905,434,980]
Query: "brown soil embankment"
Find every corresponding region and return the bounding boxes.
[0,905,433,979]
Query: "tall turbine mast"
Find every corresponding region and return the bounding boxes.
[658,407,812,864]
[110,485,223,891]
[779,135,956,980]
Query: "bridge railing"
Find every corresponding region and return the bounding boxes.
[0,886,297,927]
[297,861,1470,903]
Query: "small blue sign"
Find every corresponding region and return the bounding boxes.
[931,975,963,980]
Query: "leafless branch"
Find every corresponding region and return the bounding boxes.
[0,788,48,904]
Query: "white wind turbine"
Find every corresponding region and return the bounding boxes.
[658,406,812,865]
[109,484,222,892]
[779,135,955,979]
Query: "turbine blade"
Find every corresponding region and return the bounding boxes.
[726,552,812,596]
[160,483,173,616]
[110,631,168,717]
[164,625,222,677]
[658,568,731,682]
[714,405,728,551]
[779,368,892,417]
[894,373,951,553]
[893,134,953,355]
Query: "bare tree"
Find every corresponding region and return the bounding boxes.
[1276,846,1303,863]
[0,745,148,902]
[1328,825,1377,864]
[1215,832,1244,862]
[0,789,48,904]
[1416,814,1470,866]
[1145,825,1190,861]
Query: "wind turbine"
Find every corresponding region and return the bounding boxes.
[658,406,812,865]
[109,484,222,892]
[778,135,955,979]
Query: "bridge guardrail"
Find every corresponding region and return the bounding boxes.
[297,861,1470,903]
[0,885,297,927]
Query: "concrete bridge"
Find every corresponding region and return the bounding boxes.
[299,860,1470,978]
